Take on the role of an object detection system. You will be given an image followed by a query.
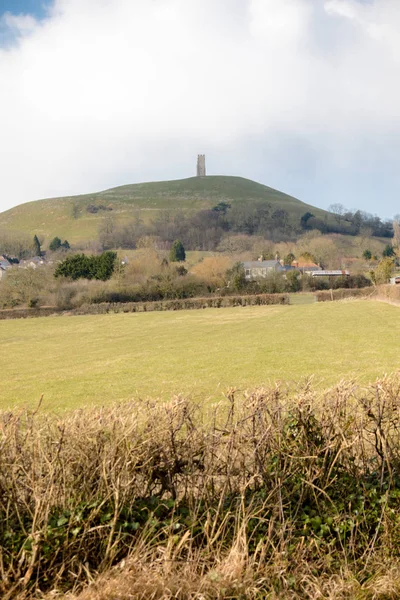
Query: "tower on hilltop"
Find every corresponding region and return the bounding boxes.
[196,154,206,177]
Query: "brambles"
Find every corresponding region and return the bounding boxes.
[3,376,400,598]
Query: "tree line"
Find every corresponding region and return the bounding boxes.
[98,203,395,252]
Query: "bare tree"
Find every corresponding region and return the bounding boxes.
[328,203,346,225]
[393,217,400,252]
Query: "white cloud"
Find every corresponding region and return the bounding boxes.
[0,0,400,215]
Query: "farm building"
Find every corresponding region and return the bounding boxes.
[311,270,350,278]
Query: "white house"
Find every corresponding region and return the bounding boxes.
[243,261,285,280]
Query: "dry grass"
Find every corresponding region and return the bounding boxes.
[2,375,400,598]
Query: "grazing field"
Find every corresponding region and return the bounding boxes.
[0,300,399,412]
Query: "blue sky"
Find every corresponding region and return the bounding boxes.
[0,0,49,19]
[0,0,399,218]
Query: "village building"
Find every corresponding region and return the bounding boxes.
[243,260,284,280]
[0,256,12,280]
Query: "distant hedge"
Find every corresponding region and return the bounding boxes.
[316,287,376,302]
[75,293,290,315]
[0,293,289,320]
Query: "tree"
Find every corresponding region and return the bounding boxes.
[169,240,186,262]
[383,244,395,257]
[54,254,91,280]
[372,258,395,284]
[226,262,246,292]
[98,216,116,250]
[33,235,41,256]
[363,249,372,261]
[393,217,400,250]
[94,251,117,281]
[285,270,301,292]
[328,203,346,225]
[284,252,295,266]
[54,251,117,281]
[300,212,314,230]
[49,237,70,252]
[0,229,32,259]
[49,237,62,252]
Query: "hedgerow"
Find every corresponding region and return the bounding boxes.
[2,376,400,598]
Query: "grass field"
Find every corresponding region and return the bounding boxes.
[0,300,399,412]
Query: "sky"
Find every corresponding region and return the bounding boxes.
[0,0,399,218]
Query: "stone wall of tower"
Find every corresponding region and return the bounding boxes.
[196,154,206,177]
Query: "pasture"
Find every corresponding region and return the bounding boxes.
[0,300,398,411]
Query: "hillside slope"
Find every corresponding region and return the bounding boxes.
[0,176,332,244]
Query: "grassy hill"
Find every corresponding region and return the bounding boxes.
[0,176,334,244]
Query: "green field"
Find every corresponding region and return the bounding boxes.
[0,176,334,244]
[0,300,398,412]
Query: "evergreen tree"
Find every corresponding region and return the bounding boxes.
[95,251,117,280]
[49,237,62,252]
[54,251,117,281]
[383,244,395,257]
[363,249,372,261]
[62,240,70,250]
[54,254,91,280]
[33,235,41,256]
[169,240,186,262]
[300,212,314,230]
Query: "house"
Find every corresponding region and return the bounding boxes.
[291,260,322,275]
[19,256,46,269]
[0,256,12,279]
[243,261,284,280]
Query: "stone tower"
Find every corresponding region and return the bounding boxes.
[196,154,206,177]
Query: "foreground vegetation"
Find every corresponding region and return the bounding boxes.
[0,301,399,411]
[2,375,400,599]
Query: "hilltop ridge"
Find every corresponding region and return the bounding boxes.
[0,176,331,244]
